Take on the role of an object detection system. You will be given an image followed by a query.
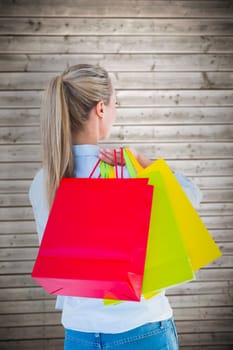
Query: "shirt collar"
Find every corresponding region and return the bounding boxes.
[72,144,100,157]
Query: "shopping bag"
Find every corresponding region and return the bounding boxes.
[139,170,195,294]
[137,157,222,272]
[105,148,221,304]
[104,149,195,305]
[32,152,154,301]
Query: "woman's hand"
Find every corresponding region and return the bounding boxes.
[99,148,153,168]
[99,148,125,166]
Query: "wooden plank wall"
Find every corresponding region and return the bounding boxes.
[0,0,232,349]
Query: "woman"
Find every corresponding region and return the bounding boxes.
[29,64,202,349]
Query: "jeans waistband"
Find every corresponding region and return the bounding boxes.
[65,317,174,341]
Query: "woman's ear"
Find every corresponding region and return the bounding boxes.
[95,100,105,119]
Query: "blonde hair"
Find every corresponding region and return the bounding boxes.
[40,64,112,210]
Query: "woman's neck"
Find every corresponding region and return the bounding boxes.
[72,117,99,145]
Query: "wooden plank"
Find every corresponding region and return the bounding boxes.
[211,230,233,242]
[200,255,233,269]
[1,268,230,288]
[1,90,233,108]
[1,202,233,221]
[0,108,39,126]
[1,125,233,145]
[0,163,41,180]
[116,90,233,107]
[0,91,41,108]
[0,294,232,315]
[0,126,41,144]
[176,320,233,333]
[1,54,233,72]
[202,189,233,203]
[210,228,233,243]
[1,257,232,275]
[167,280,233,296]
[196,268,233,280]
[0,248,38,261]
[1,316,233,335]
[0,300,56,314]
[0,193,30,206]
[198,203,233,216]
[0,176,232,194]
[0,221,36,234]
[194,177,233,188]
[1,18,233,36]
[0,1,232,18]
[0,234,39,248]
[1,194,233,214]
[201,216,233,229]
[1,107,233,126]
[0,274,44,288]
[179,332,233,346]
[0,229,232,251]
[115,107,233,125]
[0,330,224,348]
[0,107,233,127]
[0,145,42,161]
[0,207,33,221]
[0,287,54,301]
[1,71,233,90]
[1,36,233,54]
[110,125,233,142]
[0,249,231,266]
[0,339,64,350]
[1,160,233,179]
[1,281,232,302]
[173,306,233,320]
[1,143,233,163]
[169,294,233,308]
[217,243,233,255]
[0,180,32,193]
[0,325,64,340]
[0,312,61,327]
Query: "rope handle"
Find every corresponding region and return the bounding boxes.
[114,148,124,179]
[88,158,101,178]
[89,148,125,179]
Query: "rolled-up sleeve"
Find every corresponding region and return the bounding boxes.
[174,171,203,208]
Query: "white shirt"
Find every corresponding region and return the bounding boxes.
[29,144,202,333]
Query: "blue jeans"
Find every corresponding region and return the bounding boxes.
[64,317,179,349]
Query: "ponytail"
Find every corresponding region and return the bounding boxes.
[40,64,112,210]
[41,75,74,210]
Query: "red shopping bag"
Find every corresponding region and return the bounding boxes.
[32,151,154,301]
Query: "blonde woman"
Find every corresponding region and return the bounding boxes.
[29,64,202,350]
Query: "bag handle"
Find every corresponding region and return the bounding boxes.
[113,148,124,179]
[88,159,101,178]
[89,148,124,179]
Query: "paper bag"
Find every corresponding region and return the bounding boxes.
[32,176,153,301]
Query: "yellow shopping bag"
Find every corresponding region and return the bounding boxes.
[125,148,222,273]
